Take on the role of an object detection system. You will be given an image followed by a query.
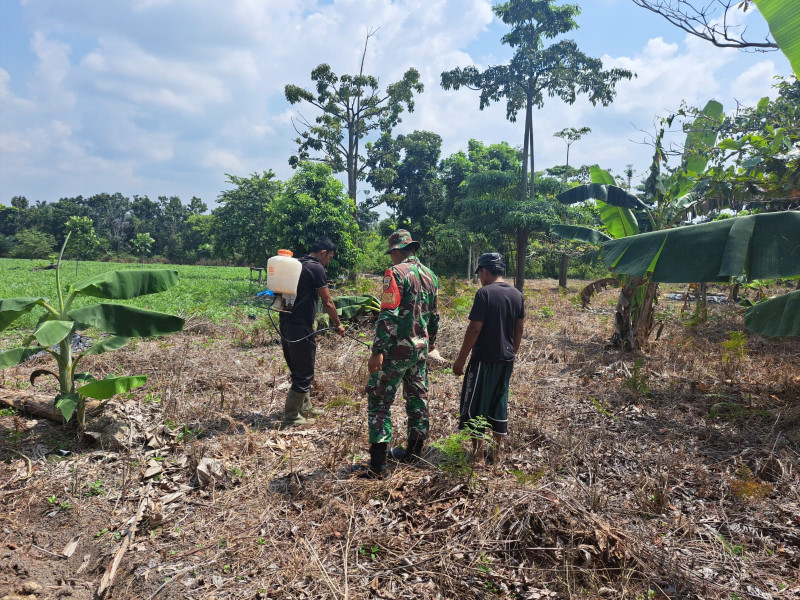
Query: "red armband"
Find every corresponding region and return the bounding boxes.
[381,268,401,309]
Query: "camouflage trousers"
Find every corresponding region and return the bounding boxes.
[366,359,429,444]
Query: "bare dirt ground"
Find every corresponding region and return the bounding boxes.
[1,279,799,600]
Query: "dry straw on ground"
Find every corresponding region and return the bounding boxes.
[1,279,799,599]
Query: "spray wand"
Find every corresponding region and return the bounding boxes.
[255,290,372,348]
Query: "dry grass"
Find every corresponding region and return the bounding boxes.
[1,278,799,599]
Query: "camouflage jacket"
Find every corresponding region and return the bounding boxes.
[372,256,439,363]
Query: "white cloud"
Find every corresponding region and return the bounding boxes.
[0,68,34,110]
[80,38,230,113]
[203,148,247,174]
[0,0,792,206]
[730,60,780,106]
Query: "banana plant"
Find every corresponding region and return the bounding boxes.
[553,100,725,349]
[553,166,655,349]
[745,289,800,337]
[0,233,185,427]
[316,295,381,328]
[603,210,800,337]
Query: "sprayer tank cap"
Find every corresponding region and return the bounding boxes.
[277,249,293,257]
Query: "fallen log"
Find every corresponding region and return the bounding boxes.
[0,387,101,424]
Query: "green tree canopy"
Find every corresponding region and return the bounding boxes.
[266,163,359,279]
[9,228,56,259]
[366,130,444,236]
[213,171,283,267]
[65,216,99,270]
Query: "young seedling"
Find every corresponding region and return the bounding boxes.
[0,231,185,428]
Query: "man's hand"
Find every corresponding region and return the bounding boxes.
[334,324,345,337]
[453,356,466,376]
[368,353,383,374]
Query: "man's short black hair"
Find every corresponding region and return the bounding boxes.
[310,237,336,253]
[479,264,505,276]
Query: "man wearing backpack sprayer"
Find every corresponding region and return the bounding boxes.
[360,230,440,477]
[279,237,345,427]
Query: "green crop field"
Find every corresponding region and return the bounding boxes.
[0,258,261,337]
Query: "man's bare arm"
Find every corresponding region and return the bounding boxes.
[318,286,345,336]
[453,320,483,376]
[513,318,524,354]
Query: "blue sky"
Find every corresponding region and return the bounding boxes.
[0,0,793,209]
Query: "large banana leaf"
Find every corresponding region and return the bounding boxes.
[0,347,42,369]
[79,336,130,356]
[682,100,724,176]
[590,165,615,185]
[556,186,641,239]
[557,165,648,240]
[0,298,46,332]
[603,211,800,283]
[33,320,74,346]
[596,200,639,239]
[557,183,648,211]
[316,295,380,328]
[71,270,179,299]
[551,225,612,245]
[333,295,380,319]
[69,304,185,337]
[77,374,148,400]
[745,290,800,337]
[754,0,800,78]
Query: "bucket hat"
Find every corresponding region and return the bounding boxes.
[475,252,505,274]
[385,229,420,254]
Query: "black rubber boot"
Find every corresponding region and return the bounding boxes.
[390,436,424,463]
[353,442,388,479]
[369,442,388,476]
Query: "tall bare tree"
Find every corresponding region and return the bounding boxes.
[441,0,633,291]
[285,31,423,209]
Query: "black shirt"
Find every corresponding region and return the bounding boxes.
[468,281,525,362]
[279,255,328,329]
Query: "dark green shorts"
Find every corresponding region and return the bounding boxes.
[458,359,513,435]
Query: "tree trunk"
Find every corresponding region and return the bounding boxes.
[467,246,473,280]
[346,124,358,212]
[633,280,660,349]
[0,388,100,424]
[612,277,660,351]
[514,228,528,292]
[521,98,531,197]
[529,116,535,199]
[558,253,569,289]
[611,277,638,351]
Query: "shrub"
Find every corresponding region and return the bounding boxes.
[8,228,56,259]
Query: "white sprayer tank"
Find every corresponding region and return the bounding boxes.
[267,249,302,308]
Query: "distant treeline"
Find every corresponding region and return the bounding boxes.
[0,141,603,280]
[0,192,217,265]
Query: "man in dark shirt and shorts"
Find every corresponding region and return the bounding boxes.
[453,252,525,465]
[279,237,345,427]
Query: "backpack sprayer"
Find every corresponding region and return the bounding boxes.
[256,249,370,347]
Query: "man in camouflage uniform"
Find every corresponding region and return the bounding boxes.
[362,229,439,477]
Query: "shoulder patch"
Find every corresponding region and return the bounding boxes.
[381,268,401,309]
